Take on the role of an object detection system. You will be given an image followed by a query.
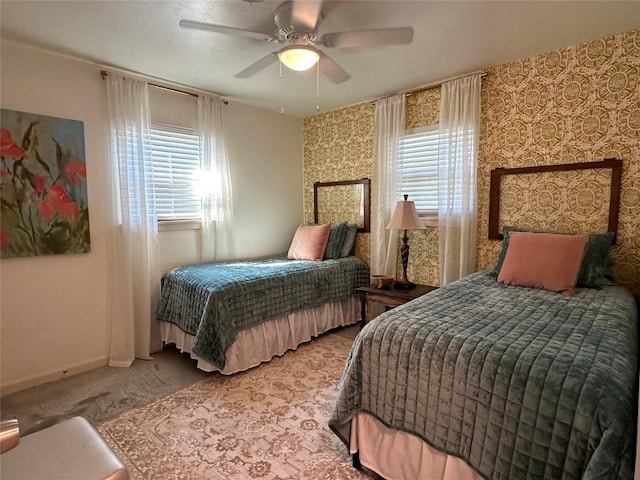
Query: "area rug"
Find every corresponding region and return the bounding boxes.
[97,333,370,479]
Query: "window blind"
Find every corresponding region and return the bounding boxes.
[396,125,440,215]
[150,124,201,221]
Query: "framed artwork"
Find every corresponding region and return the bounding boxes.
[1,109,91,258]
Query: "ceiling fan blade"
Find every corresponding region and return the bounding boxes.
[235,52,279,78]
[320,27,414,49]
[291,0,323,31]
[179,19,278,43]
[318,52,350,84]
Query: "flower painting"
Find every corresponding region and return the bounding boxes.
[1,109,90,258]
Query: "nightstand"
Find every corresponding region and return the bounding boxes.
[358,283,437,325]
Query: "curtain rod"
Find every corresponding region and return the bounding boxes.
[370,70,487,105]
[100,70,228,105]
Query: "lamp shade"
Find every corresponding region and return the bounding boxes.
[278,45,320,72]
[386,195,424,230]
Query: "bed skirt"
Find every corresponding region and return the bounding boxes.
[350,412,482,480]
[160,295,360,374]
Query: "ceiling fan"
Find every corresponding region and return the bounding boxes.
[179,0,414,84]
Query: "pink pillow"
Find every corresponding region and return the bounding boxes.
[497,232,589,296]
[287,223,331,261]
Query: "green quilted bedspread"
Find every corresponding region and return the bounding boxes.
[157,256,369,369]
[330,271,638,480]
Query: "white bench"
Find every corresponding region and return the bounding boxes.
[0,416,129,480]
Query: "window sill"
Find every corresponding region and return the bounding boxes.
[419,215,438,228]
[158,220,201,231]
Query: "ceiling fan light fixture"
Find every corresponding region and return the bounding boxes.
[278,45,320,71]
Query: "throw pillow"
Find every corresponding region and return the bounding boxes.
[497,231,589,296]
[578,231,615,288]
[495,226,615,288]
[494,226,527,274]
[339,223,358,257]
[324,221,349,259]
[287,223,331,261]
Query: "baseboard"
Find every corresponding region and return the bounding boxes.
[0,356,109,396]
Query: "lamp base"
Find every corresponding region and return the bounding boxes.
[394,280,416,290]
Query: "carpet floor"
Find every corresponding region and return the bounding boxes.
[1,345,211,436]
[97,332,370,479]
[1,325,373,479]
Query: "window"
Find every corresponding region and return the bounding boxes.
[396,125,440,217]
[150,124,201,222]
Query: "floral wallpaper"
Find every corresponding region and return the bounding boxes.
[497,168,612,236]
[304,29,640,291]
[303,102,374,264]
[316,184,365,227]
[477,29,640,290]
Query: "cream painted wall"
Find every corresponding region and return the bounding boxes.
[1,41,111,392]
[225,102,304,259]
[148,89,304,274]
[1,40,304,392]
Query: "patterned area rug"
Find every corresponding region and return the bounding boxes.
[97,333,370,480]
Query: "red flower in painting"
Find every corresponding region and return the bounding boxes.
[57,201,80,221]
[0,230,10,249]
[64,160,86,185]
[0,169,8,177]
[29,175,48,194]
[48,185,71,204]
[0,129,27,160]
[38,200,58,222]
[38,185,80,222]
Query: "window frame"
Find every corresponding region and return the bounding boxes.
[149,123,202,229]
[396,124,440,226]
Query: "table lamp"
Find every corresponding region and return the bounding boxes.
[386,194,424,289]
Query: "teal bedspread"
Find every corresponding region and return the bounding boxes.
[157,256,369,369]
[330,271,638,480]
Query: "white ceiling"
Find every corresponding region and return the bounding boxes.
[1,1,639,118]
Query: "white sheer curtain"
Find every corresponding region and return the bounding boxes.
[106,73,161,367]
[438,73,482,285]
[197,95,237,263]
[371,94,405,276]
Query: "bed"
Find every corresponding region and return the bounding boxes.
[329,158,638,479]
[159,178,372,374]
[158,253,370,374]
[329,267,638,479]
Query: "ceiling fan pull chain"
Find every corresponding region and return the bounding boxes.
[279,61,285,114]
[316,61,320,112]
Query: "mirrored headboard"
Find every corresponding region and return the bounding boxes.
[313,178,371,232]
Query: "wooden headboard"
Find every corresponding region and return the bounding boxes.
[488,158,622,241]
